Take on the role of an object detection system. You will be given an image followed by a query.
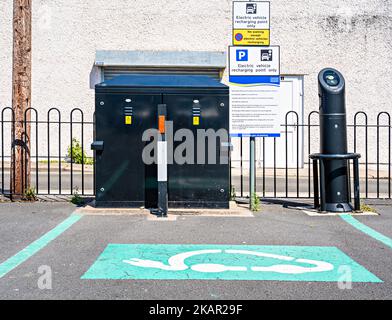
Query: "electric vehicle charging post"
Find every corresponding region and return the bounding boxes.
[310,68,361,213]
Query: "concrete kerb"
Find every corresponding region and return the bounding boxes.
[75,201,254,218]
[254,198,384,217]
[276,202,381,217]
[1,162,93,173]
[301,210,379,217]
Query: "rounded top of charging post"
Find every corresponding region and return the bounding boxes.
[318,68,345,93]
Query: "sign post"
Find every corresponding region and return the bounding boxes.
[250,135,256,209]
[229,45,280,209]
[229,1,280,209]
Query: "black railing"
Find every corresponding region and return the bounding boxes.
[231,111,392,200]
[1,107,94,197]
[0,107,391,200]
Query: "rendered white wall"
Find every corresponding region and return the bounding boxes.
[0,0,391,160]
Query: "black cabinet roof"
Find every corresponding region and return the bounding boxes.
[96,74,228,90]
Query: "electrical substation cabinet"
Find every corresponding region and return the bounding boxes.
[92,74,230,209]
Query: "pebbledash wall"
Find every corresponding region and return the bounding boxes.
[0,0,391,162]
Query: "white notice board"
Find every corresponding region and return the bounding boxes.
[230,85,282,138]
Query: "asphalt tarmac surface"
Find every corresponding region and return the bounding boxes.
[0,201,391,300]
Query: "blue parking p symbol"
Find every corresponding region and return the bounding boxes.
[236,50,248,61]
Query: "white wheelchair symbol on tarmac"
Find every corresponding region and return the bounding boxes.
[123,250,334,275]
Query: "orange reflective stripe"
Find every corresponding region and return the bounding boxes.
[159,116,166,134]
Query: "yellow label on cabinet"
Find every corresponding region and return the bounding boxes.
[233,29,270,46]
[125,116,132,125]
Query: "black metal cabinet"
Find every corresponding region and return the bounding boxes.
[94,93,159,207]
[165,94,230,208]
[93,75,230,208]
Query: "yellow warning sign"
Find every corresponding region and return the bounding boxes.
[193,117,200,126]
[125,116,132,125]
[233,29,270,46]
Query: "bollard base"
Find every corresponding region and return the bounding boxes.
[320,202,353,213]
[310,153,362,214]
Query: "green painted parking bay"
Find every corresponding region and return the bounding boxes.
[82,244,381,282]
